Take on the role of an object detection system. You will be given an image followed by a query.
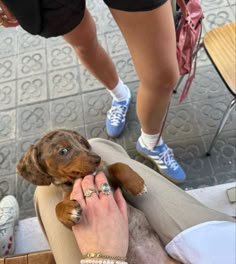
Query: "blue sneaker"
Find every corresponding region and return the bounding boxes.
[106,89,131,138]
[136,138,186,183]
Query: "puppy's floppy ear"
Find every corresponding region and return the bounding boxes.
[71,130,91,150]
[17,145,52,186]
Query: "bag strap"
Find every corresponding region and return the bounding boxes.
[176,0,188,17]
[155,102,170,146]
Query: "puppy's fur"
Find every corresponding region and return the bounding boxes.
[17,129,179,264]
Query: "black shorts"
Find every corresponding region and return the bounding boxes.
[3,0,167,38]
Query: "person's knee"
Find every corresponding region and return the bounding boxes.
[140,67,179,95]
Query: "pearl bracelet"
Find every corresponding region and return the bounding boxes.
[80,260,128,264]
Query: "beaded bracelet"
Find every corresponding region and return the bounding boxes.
[80,259,128,264]
[82,253,127,261]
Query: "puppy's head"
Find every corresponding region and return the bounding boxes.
[17,129,101,186]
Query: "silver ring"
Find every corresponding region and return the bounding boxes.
[84,188,96,197]
[99,183,111,195]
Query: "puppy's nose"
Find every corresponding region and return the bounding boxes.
[94,156,101,165]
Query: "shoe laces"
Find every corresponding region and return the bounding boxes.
[0,207,15,226]
[108,105,127,126]
[158,147,179,170]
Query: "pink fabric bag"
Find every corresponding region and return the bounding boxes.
[176,0,204,103]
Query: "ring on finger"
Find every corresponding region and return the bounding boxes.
[99,182,111,195]
[84,188,96,198]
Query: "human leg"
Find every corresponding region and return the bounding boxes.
[105,2,185,182]
[34,185,82,264]
[89,138,234,245]
[63,9,131,138]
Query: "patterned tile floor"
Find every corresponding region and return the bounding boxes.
[0,0,235,219]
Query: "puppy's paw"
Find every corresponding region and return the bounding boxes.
[56,200,82,229]
[139,184,148,195]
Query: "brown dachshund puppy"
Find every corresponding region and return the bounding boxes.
[17,129,179,264]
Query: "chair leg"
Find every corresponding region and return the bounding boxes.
[206,97,236,155]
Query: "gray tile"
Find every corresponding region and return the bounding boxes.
[0,174,16,199]
[0,29,17,58]
[112,54,138,83]
[16,176,36,211]
[0,56,17,83]
[17,31,45,53]
[17,102,50,138]
[200,0,229,11]
[19,208,36,220]
[79,64,104,92]
[203,6,235,32]
[168,137,214,181]
[85,121,125,147]
[50,95,84,128]
[106,30,129,57]
[188,65,230,102]
[0,141,16,176]
[83,90,111,124]
[48,67,80,99]
[193,97,235,136]
[163,103,201,141]
[203,130,236,175]
[46,44,77,71]
[0,110,16,141]
[214,170,236,185]
[17,74,48,105]
[17,49,47,78]
[0,81,16,110]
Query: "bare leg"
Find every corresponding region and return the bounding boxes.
[109,2,179,134]
[63,9,118,90]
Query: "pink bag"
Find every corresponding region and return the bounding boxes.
[176,0,204,103]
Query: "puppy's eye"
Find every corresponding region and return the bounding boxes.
[59,148,69,156]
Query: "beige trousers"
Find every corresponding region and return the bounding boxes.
[34,138,233,264]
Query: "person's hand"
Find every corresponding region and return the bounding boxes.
[70,172,129,258]
[0,0,19,27]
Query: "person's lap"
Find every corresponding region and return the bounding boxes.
[34,138,233,264]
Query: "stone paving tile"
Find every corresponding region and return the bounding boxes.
[203,130,236,175]
[50,95,84,128]
[203,6,235,32]
[17,102,50,138]
[48,67,80,99]
[0,174,16,198]
[193,96,235,136]
[0,0,235,219]
[0,141,17,176]
[46,44,77,71]
[17,74,48,105]
[0,56,17,83]
[0,28,17,59]
[0,80,16,110]
[0,110,16,141]
[17,49,47,78]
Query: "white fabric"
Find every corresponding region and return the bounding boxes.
[108,78,129,101]
[140,129,163,150]
[165,221,236,264]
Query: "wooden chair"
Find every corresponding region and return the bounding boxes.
[204,22,236,155]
